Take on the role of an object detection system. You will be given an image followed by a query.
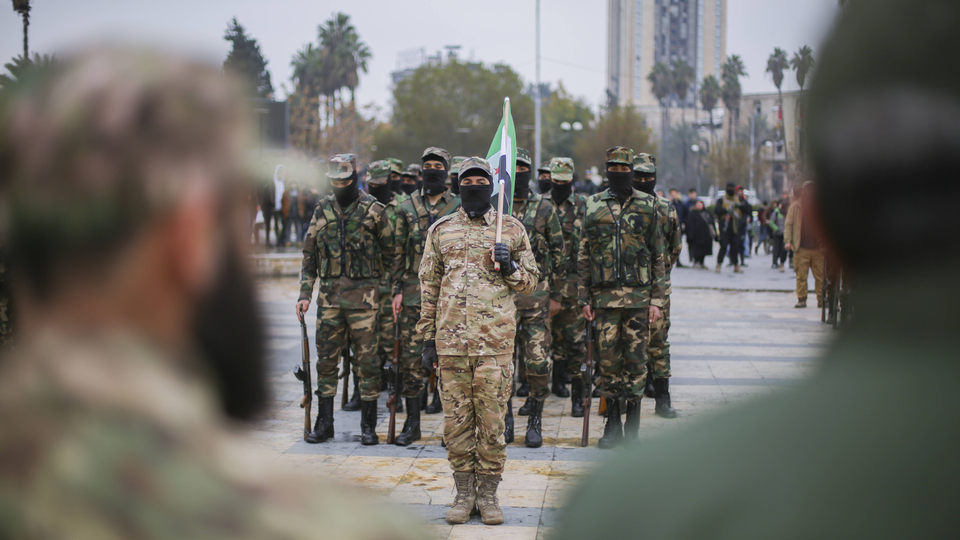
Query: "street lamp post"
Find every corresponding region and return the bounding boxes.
[691,143,703,195]
[534,0,542,170]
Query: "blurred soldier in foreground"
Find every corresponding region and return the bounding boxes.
[579,147,665,449]
[556,0,960,537]
[418,157,539,525]
[548,157,588,417]
[510,148,564,448]
[297,154,394,446]
[633,153,680,417]
[0,47,426,540]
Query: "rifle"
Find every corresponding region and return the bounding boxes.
[386,316,401,444]
[339,336,351,408]
[293,311,313,440]
[581,321,594,447]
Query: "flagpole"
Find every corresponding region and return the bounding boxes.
[494,97,510,272]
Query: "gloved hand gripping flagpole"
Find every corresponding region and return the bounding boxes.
[494,97,511,272]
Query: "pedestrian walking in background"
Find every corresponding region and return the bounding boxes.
[270,165,288,247]
[768,200,787,271]
[784,181,824,308]
[715,182,751,273]
[684,199,716,268]
[283,180,303,245]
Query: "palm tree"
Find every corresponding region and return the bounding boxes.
[766,48,789,157]
[721,55,746,142]
[699,75,721,147]
[340,31,371,109]
[791,45,815,113]
[672,60,695,125]
[647,62,672,143]
[0,52,54,93]
[12,0,31,58]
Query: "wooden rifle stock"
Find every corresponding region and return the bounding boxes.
[340,337,351,408]
[581,321,594,447]
[387,317,401,444]
[294,311,313,440]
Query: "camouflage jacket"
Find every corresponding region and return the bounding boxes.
[551,190,587,302]
[393,190,461,306]
[417,207,540,356]
[300,193,395,310]
[379,193,405,297]
[656,195,684,295]
[577,189,667,309]
[511,194,564,310]
[0,332,429,540]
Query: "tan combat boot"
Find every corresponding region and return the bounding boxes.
[734,264,744,273]
[715,263,722,273]
[476,473,505,525]
[446,472,477,524]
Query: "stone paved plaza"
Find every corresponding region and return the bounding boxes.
[244,253,832,539]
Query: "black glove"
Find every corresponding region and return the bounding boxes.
[493,242,518,277]
[422,340,438,371]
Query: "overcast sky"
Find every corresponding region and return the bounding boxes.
[1,0,840,118]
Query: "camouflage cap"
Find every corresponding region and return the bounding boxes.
[633,153,657,174]
[516,147,532,166]
[326,154,357,179]
[421,147,451,170]
[550,157,575,181]
[450,156,467,175]
[538,161,552,174]
[366,160,392,184]
[606,146,634,165]
[384,157,403,176]
[459,156,493,179]
[402,163,420,178]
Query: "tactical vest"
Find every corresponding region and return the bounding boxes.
[583,198,659,288]
[314,197,382,280]
[405,194,459,276]
[556,194,584,277]
[517,197,551,277]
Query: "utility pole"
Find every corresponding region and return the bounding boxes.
[749,113,756,192]
[534,0,542,170]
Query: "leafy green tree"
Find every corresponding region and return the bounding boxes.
[222,18,273,98]
[659,123,701,189]
[373,60,534,165]
[12,0,30,59]
[540,83,595,162]
[572,105,655,174]
[699,75,722,146]
[671,59,695,125]
[704,142,750,193]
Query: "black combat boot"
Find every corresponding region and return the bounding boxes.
[597,399,623,449]
[623,399,641,441]
[504,397,515,444]
[570,378,584,418]
[420,382,428,409]
[524,399,544,448]
[654,378,677,418]
[644,365,656,398]
[425,384,443,414]
[305,397,335,443]
[342,377,361,411]
[518,396,534,416]
[359,400,379,445]
[395,397,421,446]
[516,380,530,397]
[552,361,570,397]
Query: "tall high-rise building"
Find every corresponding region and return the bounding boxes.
[606,0,726,111]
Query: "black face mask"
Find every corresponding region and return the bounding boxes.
[538,178,552,194]
[551,181,573,203]
[422,168,448,196]
[460,183,493,218]
[607,171,634,199]
[333,174,360,208]
[514,170,532,200]
[401,182,418,195]
[193,232,267,421]
[451,175,460,195]
[726,188,736,197]
[634,176,657,195]
[369,182,392,205]
[389,179,401,193]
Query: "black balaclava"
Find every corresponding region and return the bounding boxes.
[538,175,552,195]
[333,173,360,207]
[451,174,460,195]
[368,182,392,205]
[389,177,402,194]
[459,171,493,218]
[725,182,736,197]
[422,168,448,196]
[634,173,657,195]
[551,181,572,203]
[607,168,634,199]
[514,169,532,200]
[401,179,418,195]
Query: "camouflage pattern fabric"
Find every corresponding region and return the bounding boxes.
[438,353,513,475]
[605,146,634,165]
[377,193,405,366]
[551,301,586,380]
[393,190,461,306]
[315,307,381,400]
[327,153,357,179]
[0,333,428,540]
[633,153,657,174]
[646,297,672,378]
[421,147,451,169]
[516,307,552,400]
[417,207,539,356]
[511,194,564,310]
[398,304,428,398]
[551,187,586,301]
[0,252,11,348]
[595,307,651,399]
[385,158,404,176]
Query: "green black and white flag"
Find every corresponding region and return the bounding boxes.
[486,97,517,215]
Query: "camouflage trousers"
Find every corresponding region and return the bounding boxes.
[439,354,513,475]
[595,307,650,400]
[516,307,552,400]
[397,304,428,398]
[645,297,672,379]
[550,300,585,380]
[315,307,381,401]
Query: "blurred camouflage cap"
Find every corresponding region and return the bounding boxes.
[384,157,403,176]
[421,147,451,170]
[450,156,466,175]
[606,146,634,165]
[516,148,532,166]
[402,163,420,178]
[633,153,657,174]
[538,161,552,174]
[550,157,575,181]
[326,154,357,179]
[366,160,392,184]
[459,156,493,179]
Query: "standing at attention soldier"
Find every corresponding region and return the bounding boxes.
[418,157,539,525]
[579,147,666,449]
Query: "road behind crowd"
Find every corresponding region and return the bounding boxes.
[246,255,830,540]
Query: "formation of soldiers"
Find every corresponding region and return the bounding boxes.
[297,143,684,524]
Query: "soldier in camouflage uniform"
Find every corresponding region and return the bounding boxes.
[297,154,395,446]
[537,160,552,195]
[578,147,666,449]
[399,164,421,196]
[418,156,539,525]
[634,153,681,418]
[390,147,461,445]
[510,148,564,449]
[0,47,428,540]
[548,157,589,417]
[449,156,466,196]
[385,157,405,195]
